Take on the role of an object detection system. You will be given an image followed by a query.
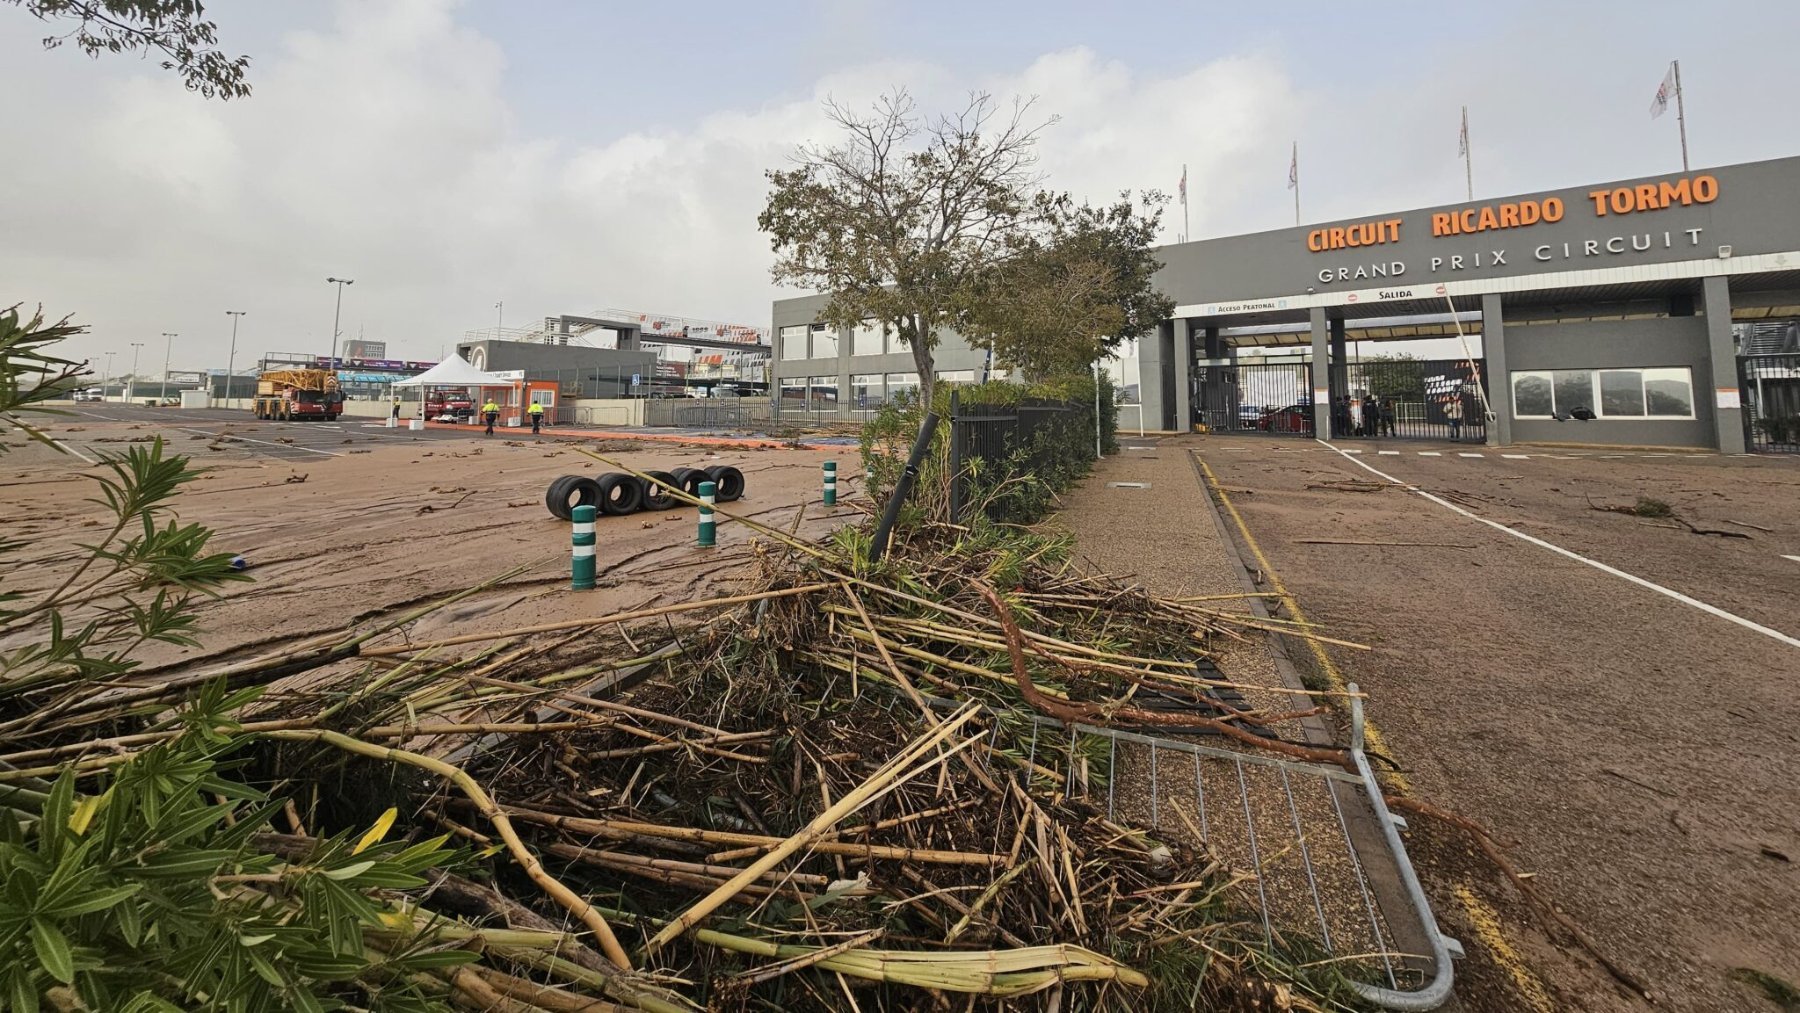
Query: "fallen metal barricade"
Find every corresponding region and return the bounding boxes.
[923,684,1459,1010]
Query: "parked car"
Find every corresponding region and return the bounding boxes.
[1257,404,1315,434]
[72,388,105,402]
[1236,404,1264,428]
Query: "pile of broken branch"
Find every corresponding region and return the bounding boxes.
[0,483,1380,1011]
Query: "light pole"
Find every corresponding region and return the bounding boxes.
[225,311,246,404]
[102,351,116,399]
[495,300,503,340]
[326,277,354,369]
[128,342,144,402]
[160,333,177,401]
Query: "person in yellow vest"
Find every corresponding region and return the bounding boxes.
[482,399,500,435]
[528,399,545,435]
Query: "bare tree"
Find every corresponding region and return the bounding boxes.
[758,90,1054,406]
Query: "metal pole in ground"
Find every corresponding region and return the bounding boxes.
[571,504,597,590]
[822,460,837,506]
[697,481,717,547]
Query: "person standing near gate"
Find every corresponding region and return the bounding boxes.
[1361,395,1381,439]
[482,398,500,436]
[1332,396,1353,439]
[1380,396,1397,437]
[528,399,545,435]
[391,397,402,422]
[1443,395,1465,442]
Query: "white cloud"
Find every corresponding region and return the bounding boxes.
[0,0,1297,373]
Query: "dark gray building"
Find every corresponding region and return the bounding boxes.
[455,339,659,399]
[773,155,1800,451]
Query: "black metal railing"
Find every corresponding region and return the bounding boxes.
[948,390,1093,524]
[1739,352,1800,453]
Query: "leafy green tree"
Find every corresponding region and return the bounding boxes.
[960,192,1174,382]
[3,0,250,98]
[759,89,1054,406]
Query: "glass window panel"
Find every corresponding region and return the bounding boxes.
[851,373,884,410]
[1599,370,1645,416]
[935,370,975,385]
[852,321,885,356]
[1551,370,1594,416]
[808,376,838,411]
[779,325,808,361]
[885,372,920,404]
[812,326,839,359]
[1511,372,1553,417]
[1643,367,1694,417]
[779,377,807,405]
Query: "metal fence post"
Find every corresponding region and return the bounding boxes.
[697,481,717,547]
[571,504,597,590]
[948,388,963,525]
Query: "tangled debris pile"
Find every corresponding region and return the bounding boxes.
[2,470,1387,1012]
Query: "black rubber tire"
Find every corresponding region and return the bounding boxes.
[704,465,746,502]
[669,467,707,497]
[544,474,596,521]
[596,473,644,515]
[640,470,679,510]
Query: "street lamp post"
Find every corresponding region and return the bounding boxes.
[102,351,116,399]
[326,277,354,369]
[128,342,144,402]
[160,333,177,402]
[225,311,246,404]
[495,300,503,340]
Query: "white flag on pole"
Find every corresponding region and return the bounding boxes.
[1649,63,1676,119]
[1287,143,1298,190]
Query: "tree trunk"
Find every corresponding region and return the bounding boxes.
[909,312,936,408]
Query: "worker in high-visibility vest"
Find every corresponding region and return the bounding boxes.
[528,399,546,435]
[482,400,500,435]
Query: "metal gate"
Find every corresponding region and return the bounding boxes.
[1739,353,1800,453]
[1199,361,1316,437]
[1344,357,1489,442]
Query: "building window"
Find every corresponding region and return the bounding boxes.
[935,370,975,386]
[808,375,839,412]
[851,373,884,410]
[852,321,884,356]
[1511,367,1695,419]
[812,326,840,359]
[780,377,807,406]
[779,325,807,361]
[885,372,920,404]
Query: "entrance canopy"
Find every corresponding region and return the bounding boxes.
[392,354,511,389]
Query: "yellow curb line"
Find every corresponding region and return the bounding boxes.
[1455,884,1556,1013]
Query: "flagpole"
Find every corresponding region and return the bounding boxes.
[1672,60,1689,172]
[1292,143,1300,226]
[1182,162,1189,242]
[1462,105,1473,200]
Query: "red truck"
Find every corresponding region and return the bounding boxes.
[253,369,344,421]
[425,388,475,422]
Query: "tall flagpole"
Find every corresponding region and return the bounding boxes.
[1462,105,1473,201]
[1291,142,1300,226]
[1673,60,1689,172]
[1181,162,1189,242]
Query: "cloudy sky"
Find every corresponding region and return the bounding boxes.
[5,0,1799,375]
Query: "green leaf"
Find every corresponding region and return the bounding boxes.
[114,898,142,947]
[56,882,140,917]
[30,916,74,984]
[386,948,480,970]
[319,860,374,881]
[8,967,40,1013]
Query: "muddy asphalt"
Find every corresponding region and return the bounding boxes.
[4,403,864,672]
[1185,433,1800,1012]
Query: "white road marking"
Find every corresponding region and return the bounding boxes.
[1318,440,1800,650]
[174,427,342,457]
[1459,452,1484,458]
[1785,555,1800,564]
[1341,449,1363,454]
[1378,450,1400,455]
[1502,454,1530,459]
[1418,451,1442,457]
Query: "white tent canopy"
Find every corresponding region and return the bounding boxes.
[391,354,511,389]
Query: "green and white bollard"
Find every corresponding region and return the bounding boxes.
[571,504,597,590]
[697,480,717,547]
[822,460,837,506]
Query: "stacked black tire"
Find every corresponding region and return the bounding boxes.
[543,466,745,521]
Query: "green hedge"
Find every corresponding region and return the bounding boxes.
[859,372,1117,527]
